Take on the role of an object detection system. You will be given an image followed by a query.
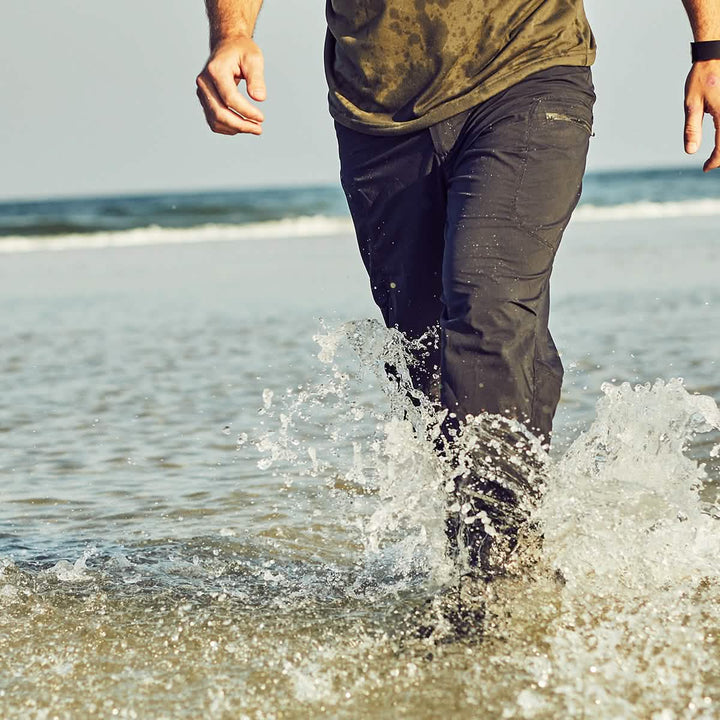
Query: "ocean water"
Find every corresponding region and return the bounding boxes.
[1,169,720,718]
[2,166,720,251]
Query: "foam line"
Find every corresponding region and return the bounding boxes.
[0,216,354,253]
[573,198,720,221]
[3,199,720,253]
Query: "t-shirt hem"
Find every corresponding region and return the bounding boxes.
[330,51,596,136]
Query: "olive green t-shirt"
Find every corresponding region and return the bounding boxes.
[324,0,596,134]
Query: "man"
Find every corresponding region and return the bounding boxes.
[196,0,720,576]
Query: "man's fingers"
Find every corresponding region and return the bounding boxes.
[194,38,266,136]
[205,60,264,123]
[243,53,267,102]
[196,82,262,136]
[704,118,720,172]
[196,89,236,134]
[684,99,703,154]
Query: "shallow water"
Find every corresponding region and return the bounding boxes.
[1,218,720,718]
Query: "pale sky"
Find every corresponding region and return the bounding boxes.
[0,1,709,200]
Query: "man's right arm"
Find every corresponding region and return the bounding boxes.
[196,0,266,136]
[681,0,720,170]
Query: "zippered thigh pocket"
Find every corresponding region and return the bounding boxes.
[543,110,594,136]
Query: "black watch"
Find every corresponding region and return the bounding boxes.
[691,40,720,62]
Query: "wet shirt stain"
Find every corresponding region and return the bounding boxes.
[325,0,596,134]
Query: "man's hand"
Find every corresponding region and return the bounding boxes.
[196,36,266,136]
[684,59,720,171]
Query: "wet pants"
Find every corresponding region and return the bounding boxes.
[336,66,595,442]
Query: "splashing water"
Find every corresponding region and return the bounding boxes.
[3,318,720,719]
[254,323,720,716]
[543,377,720,591]
[256,319,455,587]
[529,378,720,717]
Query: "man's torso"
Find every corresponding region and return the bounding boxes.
[325,0,596,134]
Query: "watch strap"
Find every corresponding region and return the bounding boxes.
[691,40,720,62]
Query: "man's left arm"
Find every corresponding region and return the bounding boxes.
[682,0,720,171]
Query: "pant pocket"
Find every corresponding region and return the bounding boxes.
[512,97,594,251]
[542,109,593,136]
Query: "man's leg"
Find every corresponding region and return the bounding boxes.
[437,66,595,574]
[441,66,595,442]
[335,123,447,401]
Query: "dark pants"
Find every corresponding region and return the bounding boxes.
[336,66,595,442]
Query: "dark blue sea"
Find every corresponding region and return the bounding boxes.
[1,167,720,248]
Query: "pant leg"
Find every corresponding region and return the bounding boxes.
[335,123,446,401]
[440,66,595,441]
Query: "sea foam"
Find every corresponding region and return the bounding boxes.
[2,199,720,254]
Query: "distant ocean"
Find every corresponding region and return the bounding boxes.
[1,167,720,252]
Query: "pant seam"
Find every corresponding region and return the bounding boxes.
[512,96,542,436]
[511,97,543,228]
[530,332,541,438]
[522,222,565,253]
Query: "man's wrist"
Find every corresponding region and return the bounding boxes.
[210,30,253,50]
[692,40,720,62]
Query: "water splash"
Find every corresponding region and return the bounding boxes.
[255,319,455,586]
[530,378,720,717]
[39,547,98,583]
[542,378,720,590]
[252,325,720,716]
[254,319,563,592]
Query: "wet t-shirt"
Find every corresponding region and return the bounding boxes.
[324,0,596,134]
